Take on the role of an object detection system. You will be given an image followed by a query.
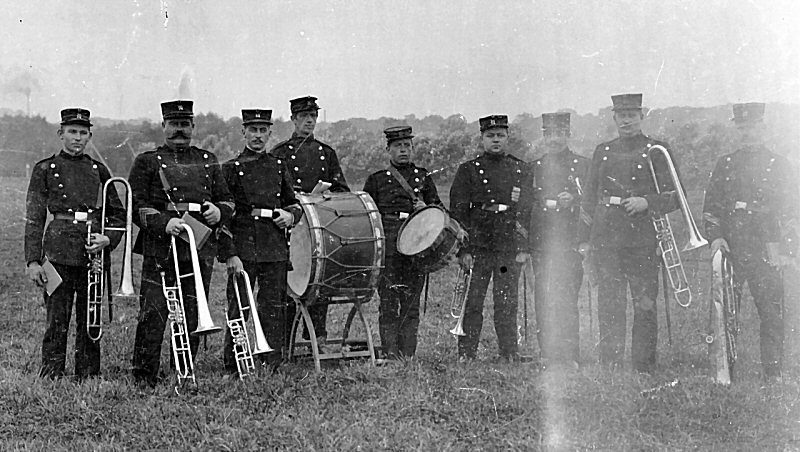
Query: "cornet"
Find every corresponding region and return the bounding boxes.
[86,177,135,342]
[646,145,708,307]
[449,264,472,336]
[162,223,222,387]
[227,270,273,380]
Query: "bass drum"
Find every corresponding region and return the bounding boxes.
[396,205,466,273]
[287,192,384,305]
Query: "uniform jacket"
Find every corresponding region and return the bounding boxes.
[449,151,533,254]
[703,146,798,259]
[218,148,303,263]
[579,133,679,249]
[529,148,590,253]
[25,151,125,267]
[363,161,443,256]
[270,133,349,193]
[128,145,234,261]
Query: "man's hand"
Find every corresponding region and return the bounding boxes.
[515,251,529,263]
[166,218,186,236]
[557,191,575,209]
[85,233,111,253]
[413,199,427,211]
[459,253,474,270]
[26,262,47,288]
[710,238,730,256]
[273,209,293,229]
[622,196,648,216]
[226,256,244,275]
[202,201,221,225]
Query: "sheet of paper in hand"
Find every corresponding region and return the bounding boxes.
[311,181,332,194]
[178,212,212,250]
[41,258,63,296]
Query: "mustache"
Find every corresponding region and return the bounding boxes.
[170,131,190,139]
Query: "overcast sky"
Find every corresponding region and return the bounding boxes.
[1,0,798,122]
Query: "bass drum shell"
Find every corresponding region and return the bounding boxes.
[287,192,384,305]
[396,205,465,273]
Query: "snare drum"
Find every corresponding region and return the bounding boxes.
[287,192,384,305]
[396,206,466,273]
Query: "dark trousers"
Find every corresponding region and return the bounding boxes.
[533,249,583,364]
[459,249,520,358]
[377,254,426,357]
[223,260,288,373]
[731,253,784,378]
[131,255,213,384]
[40,263,100,379]
[595,247,659,372]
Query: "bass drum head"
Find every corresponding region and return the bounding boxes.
[287,213,313,296]
[397,206,446,256]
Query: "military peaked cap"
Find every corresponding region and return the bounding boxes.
[60,108,92,127]
[161,100,194,119]
[242,109,273,125]
[611,93,643,111]
[541,112,570,131]
[479,115,509,132]
[290,96,320,114]
[384,125,414,143]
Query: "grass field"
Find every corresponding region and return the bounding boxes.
[1,176,799,450]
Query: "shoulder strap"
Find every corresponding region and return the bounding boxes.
[386,164,420,202]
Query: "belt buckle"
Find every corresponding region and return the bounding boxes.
[609,196,622,206]
[187,203,202,212]
[74,212,88,222]
[399,212,409,220]
[734,201,747,210]
[545,199,557,209]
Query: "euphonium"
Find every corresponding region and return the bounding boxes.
[646,145,708,307]
[227,270,273,380]
[449,264,472,336]
[162,223,222,387]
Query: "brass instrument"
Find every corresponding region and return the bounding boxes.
[86,177,135,342]
[449,264,472,336]
[706,249,738,384]
[227,270,273,380]
[162,223,222,387]
[646,145,708,307]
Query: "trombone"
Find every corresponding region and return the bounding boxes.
[646,145,708,308]
[227,270,273,380]
[161,223,222,387]
[86,177,135,342]
[449,264,472,336]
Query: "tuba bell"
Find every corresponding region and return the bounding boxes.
[227,270,273,380]
[449,264,472,336]
[646,145,708,307]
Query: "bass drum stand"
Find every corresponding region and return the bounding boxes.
[287,290,378,372]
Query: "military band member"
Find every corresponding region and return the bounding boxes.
[450,115,533,361]
[270,96,349,350]
[702,102,797,382]
[578,94,679,373]
[529,112,589,368]
[128,100,234,387]
[219,109,303,373]
[24,108,125,379]
[363,126,443,359]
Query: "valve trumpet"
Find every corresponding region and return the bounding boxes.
[646,145,708,307]
[449,264,472,336]
[228,270,273,380]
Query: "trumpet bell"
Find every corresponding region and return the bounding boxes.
[193,291,222,336]
[683,235,709,252]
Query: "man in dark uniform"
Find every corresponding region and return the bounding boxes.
[270,96,349,350]
[363,126,443,359]
[577,94,679,373]
[219,109,303,374]
[128,100,234,387]
[703,102,797,382]
[24,108,125,379]
[529,112,589,369]
[449,115,533,361]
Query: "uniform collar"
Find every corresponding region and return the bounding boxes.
[390,161,413,170]
[161,143,190,153]
[291,132,315,141]
[241,147,263,157]
[58,149,87,160]
[482,151,507,160]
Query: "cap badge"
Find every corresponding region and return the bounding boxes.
[76,113,84,120]
[255,113,261,118]
[489,119,495,126]
[177,105,184,111]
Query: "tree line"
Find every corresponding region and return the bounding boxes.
[0,104,797,193]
